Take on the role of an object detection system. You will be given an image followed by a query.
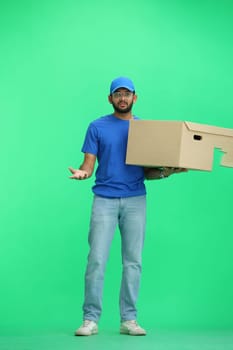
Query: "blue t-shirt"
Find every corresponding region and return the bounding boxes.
[81,114,146,198]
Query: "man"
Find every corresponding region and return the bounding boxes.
[69,77,186,336]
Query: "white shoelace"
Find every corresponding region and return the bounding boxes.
[83,320,92,327]
[126,320,141,329]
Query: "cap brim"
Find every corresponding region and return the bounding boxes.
[111,85,134,93]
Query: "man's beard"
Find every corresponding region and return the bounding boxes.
[112,100,134,114]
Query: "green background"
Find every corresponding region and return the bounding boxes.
[1,0,233,334]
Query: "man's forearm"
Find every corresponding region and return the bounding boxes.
[144,167,188,180]
[78,153,96,178]
[144,167,164,180]
[79,164,94,178]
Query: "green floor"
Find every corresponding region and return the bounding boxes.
[1,329,233,350]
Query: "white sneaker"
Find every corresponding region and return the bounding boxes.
[120,320,146,336]
[75,320,98,336]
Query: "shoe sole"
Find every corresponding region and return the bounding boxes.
[75,329,98,336]
[120,330,146,336]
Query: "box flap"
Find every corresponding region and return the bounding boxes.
[184,121,233,138]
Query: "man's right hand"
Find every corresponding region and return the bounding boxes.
[68,167,88,180]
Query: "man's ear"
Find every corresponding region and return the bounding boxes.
[108,95,113,104]
[133,94,138,103]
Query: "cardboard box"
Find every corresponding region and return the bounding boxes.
[126,120,233,171]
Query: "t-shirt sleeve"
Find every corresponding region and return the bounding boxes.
[81,123,99,155]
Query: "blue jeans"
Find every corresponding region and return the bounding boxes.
[83,194,146,322]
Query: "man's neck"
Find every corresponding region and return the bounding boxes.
[113,111,133,120]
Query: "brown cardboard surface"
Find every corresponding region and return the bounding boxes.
[126,120,233,171]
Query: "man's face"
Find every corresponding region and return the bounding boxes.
[109,88,137,114]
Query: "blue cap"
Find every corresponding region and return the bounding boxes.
[110,77,135,94]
